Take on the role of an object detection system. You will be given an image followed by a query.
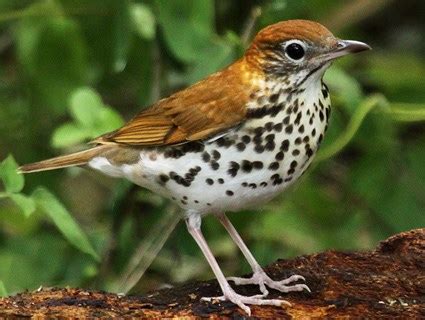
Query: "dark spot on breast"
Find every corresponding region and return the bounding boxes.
[212,150,221,160]
[294,112,302,125]
[283,116,290,125]
[326,107,331,121]
[242,182,248,187]
[269,93,279,103]
[218,178,224,184]
[206,178,214,185]
[285,125,293,134]
[306,147,314,158]
[265,134,275,141]
[226,190,234,196]
[164,149,184,159]
[242,135,251,144]
[181,142,205,154]
[287,168,295,175]
[312,128,316,137]
[281,140,290,152]
[275,151,284,161]
[273,178,283,185]
[254,127,265,136]
[298,125,305,133]
[247,104,283,119]
[159,174,169,185]
[255,145,265,153]
[236,142,246,151]
[274,123,283,132]
[249,183,257,189]
[322,88,329,98]
[194,200,199,203]
[292,149,300,156]
[210,161,220,170]
[252,161,264,169]
[228,161,240,177]
[268,162,280,170]
[290,160,298,168]
[202,152,210,162]
[260,182,268,187]
[265,122,274,131]
[253,135,263,144]
[295,137,302,145]
[241,160,253,173]
[319,110,324,122]
[265,141,276,151]
[215,137,234,148]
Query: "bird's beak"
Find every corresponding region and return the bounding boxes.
[322,40,371,61]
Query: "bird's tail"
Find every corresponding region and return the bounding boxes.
[19,145,108,174]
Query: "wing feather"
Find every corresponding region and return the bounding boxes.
[93,59,257,147]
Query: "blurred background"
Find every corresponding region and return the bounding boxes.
[0,0,424,296]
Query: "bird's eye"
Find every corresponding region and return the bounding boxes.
[284,41,306,61]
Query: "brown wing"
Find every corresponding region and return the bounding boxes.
[93,59,257,147]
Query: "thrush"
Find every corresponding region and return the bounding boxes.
[19,20,370,315]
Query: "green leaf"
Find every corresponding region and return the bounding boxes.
[32,187,99,261]
[324,67,364,113]
[51,123,90,148]
[93,107,125,135]
[131,3,156,40]
[69,88,104,128]
[156,0,215,63]
[187,40,235,83]
[51,88,124,148]
[15,1,87,112]
[0,281,7,297]
[113,0,132,72]
[0,155,24,193]
[9,194,36,218]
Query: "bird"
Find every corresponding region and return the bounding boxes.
[19,20,370,315]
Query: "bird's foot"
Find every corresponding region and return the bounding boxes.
[227,269,310,296]
[201,286,290,316]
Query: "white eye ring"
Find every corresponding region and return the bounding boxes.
[284,40,307,62]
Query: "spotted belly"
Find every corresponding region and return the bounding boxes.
[88,108,328,215]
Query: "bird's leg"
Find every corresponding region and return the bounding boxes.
[185,213,288,316]
[216,213,311,296]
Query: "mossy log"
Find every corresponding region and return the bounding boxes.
[0,229,423,319]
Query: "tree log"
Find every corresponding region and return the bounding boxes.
[0,229,423,319]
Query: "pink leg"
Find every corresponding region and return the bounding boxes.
[217,213,310,296]
[185,213,289,316]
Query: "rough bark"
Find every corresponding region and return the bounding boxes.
[0,229,423,319]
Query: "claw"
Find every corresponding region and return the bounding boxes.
[228,270,310,295]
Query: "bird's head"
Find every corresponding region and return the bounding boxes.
[245,20,370,87]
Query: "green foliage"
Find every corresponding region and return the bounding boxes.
[32,187,99,260]
[51,87,124,148]
[0,0,424,297]
[0,156,24,194]
[0,156,98,261]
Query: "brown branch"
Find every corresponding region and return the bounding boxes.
[0,229,423,318]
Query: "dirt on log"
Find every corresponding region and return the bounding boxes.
[0,228,423,319]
